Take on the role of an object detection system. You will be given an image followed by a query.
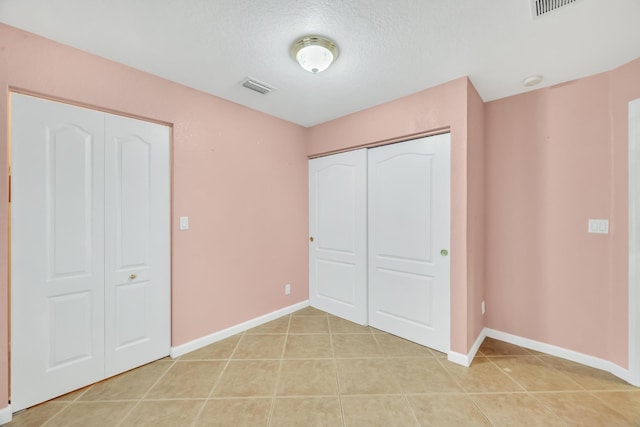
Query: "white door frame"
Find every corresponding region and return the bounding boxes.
[628,98,640,386]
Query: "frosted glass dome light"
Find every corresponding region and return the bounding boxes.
[292,36,339,74]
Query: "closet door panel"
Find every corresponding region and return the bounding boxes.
[104,114,171,377]
[368,134,451,353]
[309,149,368,324]
[11,93,106,412]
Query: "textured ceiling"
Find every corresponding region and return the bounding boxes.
[1,0,639,127]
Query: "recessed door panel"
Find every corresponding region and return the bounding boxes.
[115,282,149,348]
[373,154,433,264]
[117,136,150,269]
[47,126,94,278]
[309,149,367,324]
[316,258,356,305]
[48,292,93,369]
[371,268,433,328]
[317,165,357,254]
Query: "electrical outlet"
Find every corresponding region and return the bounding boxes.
[481,300,486,315]
[285,283,291,295]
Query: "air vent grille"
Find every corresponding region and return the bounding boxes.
[531,0,578,18]
[241,78,275,95]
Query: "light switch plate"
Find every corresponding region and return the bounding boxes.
[179,216,189,230]
[588,219,609,234]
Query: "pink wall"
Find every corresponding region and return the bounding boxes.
[485,58,640,367]
[467,81,486,348]
[308,77,481,355]
[0,23,309,409]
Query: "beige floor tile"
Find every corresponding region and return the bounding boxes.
[407,395,492,427]
[538,356,637,391]
[491,355,583,392]
[288,315,330,334]
[470,393,564,427]
[328,316,371,334]
[592,390,640,424]
[146,361,225,399]
[211,360,280,397]
[44,402,136,427]
[373,333,434,357]
[534,392,635,426]
[120,400,204,427]
[80,360,173,401]
[246,316,290,334]
[441,356,524,393]
[386,358,461,393]
[232,334,286,359]
[284,334,333,358]
[341,395,419,427]
[179,336,241,360]
[333,334,383,358]
[479,337,532,356]
[270,397,342,427]
[277,359,338,396]
[336,359,401,395]
[194,398,272,427]
[7,402,68,427]
[292,306,327,316]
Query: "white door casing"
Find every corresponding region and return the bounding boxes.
[309,149,368,325]
[368,134,451,353]
[11,94,106,411]
[10,93,171,411]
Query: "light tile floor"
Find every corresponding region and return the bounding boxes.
[7,306,640,426]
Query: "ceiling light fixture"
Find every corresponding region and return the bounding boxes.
[522,75,544,87]
[291,36,339,74]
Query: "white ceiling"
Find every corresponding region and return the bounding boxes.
[1,0,639,127]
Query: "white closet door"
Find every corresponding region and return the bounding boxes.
[10,93,171,411]
[309,149,368,324]
[11,93,106,411]
[368,134,451,353]
[104,114,171,376]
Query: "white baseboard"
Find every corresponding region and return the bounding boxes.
[0,405,12,425]
[447,329,488,367]
[484,328,638,387]
[170,300,309,358]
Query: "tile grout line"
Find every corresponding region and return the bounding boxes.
[189,332,246,426]
[265,313,292,427]
[328,314,348,427]
[113,358,178,427]
[433,354,498,426]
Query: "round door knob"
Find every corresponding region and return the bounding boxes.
[129,274,137,280]
[440,249,448,256]
[309,236,314,242]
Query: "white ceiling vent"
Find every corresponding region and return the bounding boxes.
[531,0,579,18]
[241,78,275,95]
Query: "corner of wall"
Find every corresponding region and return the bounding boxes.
[465,79,486,350]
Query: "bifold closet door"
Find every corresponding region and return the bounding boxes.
[368,134,451,353]
[104,113,170,377]
[10,93,170,411]
[11,94,107,411]
[309,149,368,325]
